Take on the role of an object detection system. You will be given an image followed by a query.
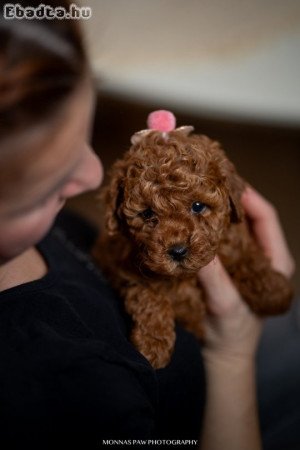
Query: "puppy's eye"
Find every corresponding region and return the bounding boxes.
[140,208,155,220]
[191,201,207,214]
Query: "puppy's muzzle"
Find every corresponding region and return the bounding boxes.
[168,244,188,262]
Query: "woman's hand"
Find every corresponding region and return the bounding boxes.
[198,186,295,363]
[198,255,262,363]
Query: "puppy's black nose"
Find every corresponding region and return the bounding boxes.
[168,245,188,261]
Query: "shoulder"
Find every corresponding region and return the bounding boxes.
[0,298,157,445]
[0,339,156,447]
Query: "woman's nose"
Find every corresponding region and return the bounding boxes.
[81,147,104,191]
[61,146,104,199]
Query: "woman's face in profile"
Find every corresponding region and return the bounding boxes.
[0,81,103,263]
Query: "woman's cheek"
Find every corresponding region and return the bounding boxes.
[0,204,59,260]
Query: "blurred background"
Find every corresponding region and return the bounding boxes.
[67,0,300,292]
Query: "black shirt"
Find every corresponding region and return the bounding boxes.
[0,220,205,449]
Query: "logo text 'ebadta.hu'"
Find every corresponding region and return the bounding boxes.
[3,3,92,20]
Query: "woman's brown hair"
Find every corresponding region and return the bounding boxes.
[0,0,89,145]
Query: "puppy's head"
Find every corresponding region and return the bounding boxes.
[103,130,245,277]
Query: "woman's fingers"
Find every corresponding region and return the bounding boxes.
[198,256,263,359]
[198,256,241,316]
[241,186,295,278]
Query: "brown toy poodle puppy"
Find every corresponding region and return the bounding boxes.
[92,111,293,369]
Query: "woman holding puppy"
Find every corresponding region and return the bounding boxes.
[0,1,296,449]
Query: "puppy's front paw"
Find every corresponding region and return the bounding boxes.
[131,327,176,369]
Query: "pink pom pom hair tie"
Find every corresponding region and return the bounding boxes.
[130,110,194,145]
[147,110,176,132]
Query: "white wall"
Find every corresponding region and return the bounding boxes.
[81,0,300,126]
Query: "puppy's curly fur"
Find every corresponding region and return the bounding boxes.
[92,129,293,369]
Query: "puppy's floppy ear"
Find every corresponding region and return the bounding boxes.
[209,141,245,223]
[102,163,125,236]
[221,157,245,223]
